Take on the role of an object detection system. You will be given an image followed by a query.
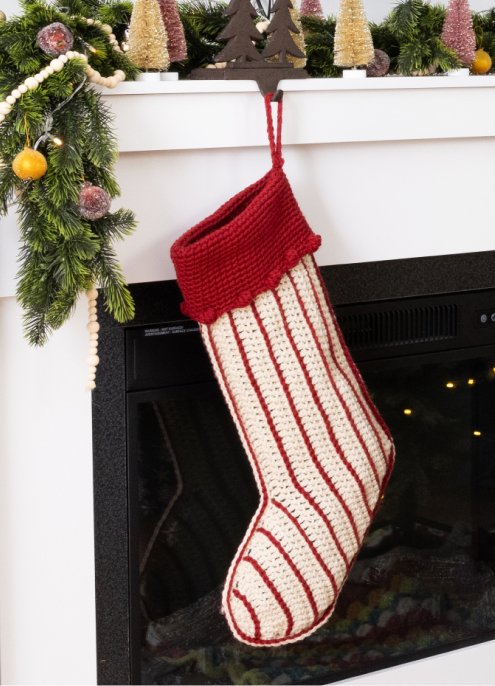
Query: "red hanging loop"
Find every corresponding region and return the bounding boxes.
[264,93,284,169]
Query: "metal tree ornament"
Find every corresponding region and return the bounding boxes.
[191,0,307,97]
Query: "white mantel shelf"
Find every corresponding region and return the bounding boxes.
[99,75,495,152]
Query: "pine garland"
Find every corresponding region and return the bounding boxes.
[386,0,461,74]
[0,0,139,346]
[173,0,228,77]
[174,0,495,77]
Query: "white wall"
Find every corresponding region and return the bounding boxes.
[2,0,495,23]
[321,0,495,22]
[113,135,495,288]
[0,297,97,685]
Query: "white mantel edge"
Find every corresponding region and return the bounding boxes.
[98,76,495,153]
[98,74,495,94]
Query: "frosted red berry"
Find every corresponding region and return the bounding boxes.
[78,182,111,220]
[37,22,74,57]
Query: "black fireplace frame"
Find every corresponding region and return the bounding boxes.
[92,250,495,685]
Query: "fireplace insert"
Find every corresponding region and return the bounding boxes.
[93,253,495,685]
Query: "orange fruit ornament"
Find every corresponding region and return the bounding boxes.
[12,147,47,181]
[471,49,492,75]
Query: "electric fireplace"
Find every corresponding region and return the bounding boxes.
[93,252,495,685]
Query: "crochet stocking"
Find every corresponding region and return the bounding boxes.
[171,95,394,647]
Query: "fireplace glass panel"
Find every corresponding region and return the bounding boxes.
[128,345,495,685]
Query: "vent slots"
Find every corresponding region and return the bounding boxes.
[337,304,459,351]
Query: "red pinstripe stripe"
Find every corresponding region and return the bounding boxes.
[235,529,372,646]
[227,311,351,573]
[244,556,294,636]
[205,326,267,502]
[251,302,360,546]
[286,272,381,491]
[233,590,338,646]
[309,255,395,470]
[306,257,395,518]
[224,478,392,648]
[272,287,373,517]
[257,527,319,621]
[302,257,391,469]
[232,589,261,640]
[204,326,270,640]
[272,499,337,595]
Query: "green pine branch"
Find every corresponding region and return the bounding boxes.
[0,0,137,346]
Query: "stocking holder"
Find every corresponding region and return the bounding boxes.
[191,0,308,99]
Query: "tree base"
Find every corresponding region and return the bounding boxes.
[191,66,308,97]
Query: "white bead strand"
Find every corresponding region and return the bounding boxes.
[85,287,100,390]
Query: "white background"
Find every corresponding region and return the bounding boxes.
[2,1,495,685]
[3,0,495,22]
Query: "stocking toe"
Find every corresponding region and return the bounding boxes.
[224,506,337,645]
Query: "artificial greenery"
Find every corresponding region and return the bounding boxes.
[172,0,228,77]
[172,0,271,77]
[300,15,340,77]
[383,0,460,74]
[301,0,461,77]
[473,8,495,55]
[175,0,495,78]
[0,0,139,346]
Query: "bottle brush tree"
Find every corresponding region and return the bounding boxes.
[215,0,263,63]
[261,0,306,64]
[441,0,476,66]
[157,0,188,63]
[300,0,324,21]
[334,0,374,68]
[127,0,170,70]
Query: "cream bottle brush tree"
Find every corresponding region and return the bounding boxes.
[334,0,374,68]
[127,0,170,71]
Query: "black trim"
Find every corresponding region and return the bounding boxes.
[92,250,495,685]
[321,250,495,306]
[92,309,129,685]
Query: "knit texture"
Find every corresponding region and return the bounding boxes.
[202,255,394,645]
[171,95,394,646]
[171,168,321,325]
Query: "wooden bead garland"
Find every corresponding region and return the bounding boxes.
[69,15,124,53]
[85,287,100,390]
[0,21,126,123]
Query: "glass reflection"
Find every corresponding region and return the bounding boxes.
[134,355,495,685]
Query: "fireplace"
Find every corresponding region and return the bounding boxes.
[93,251,495,685]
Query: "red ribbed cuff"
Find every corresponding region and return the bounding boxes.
[171,168,321,325]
